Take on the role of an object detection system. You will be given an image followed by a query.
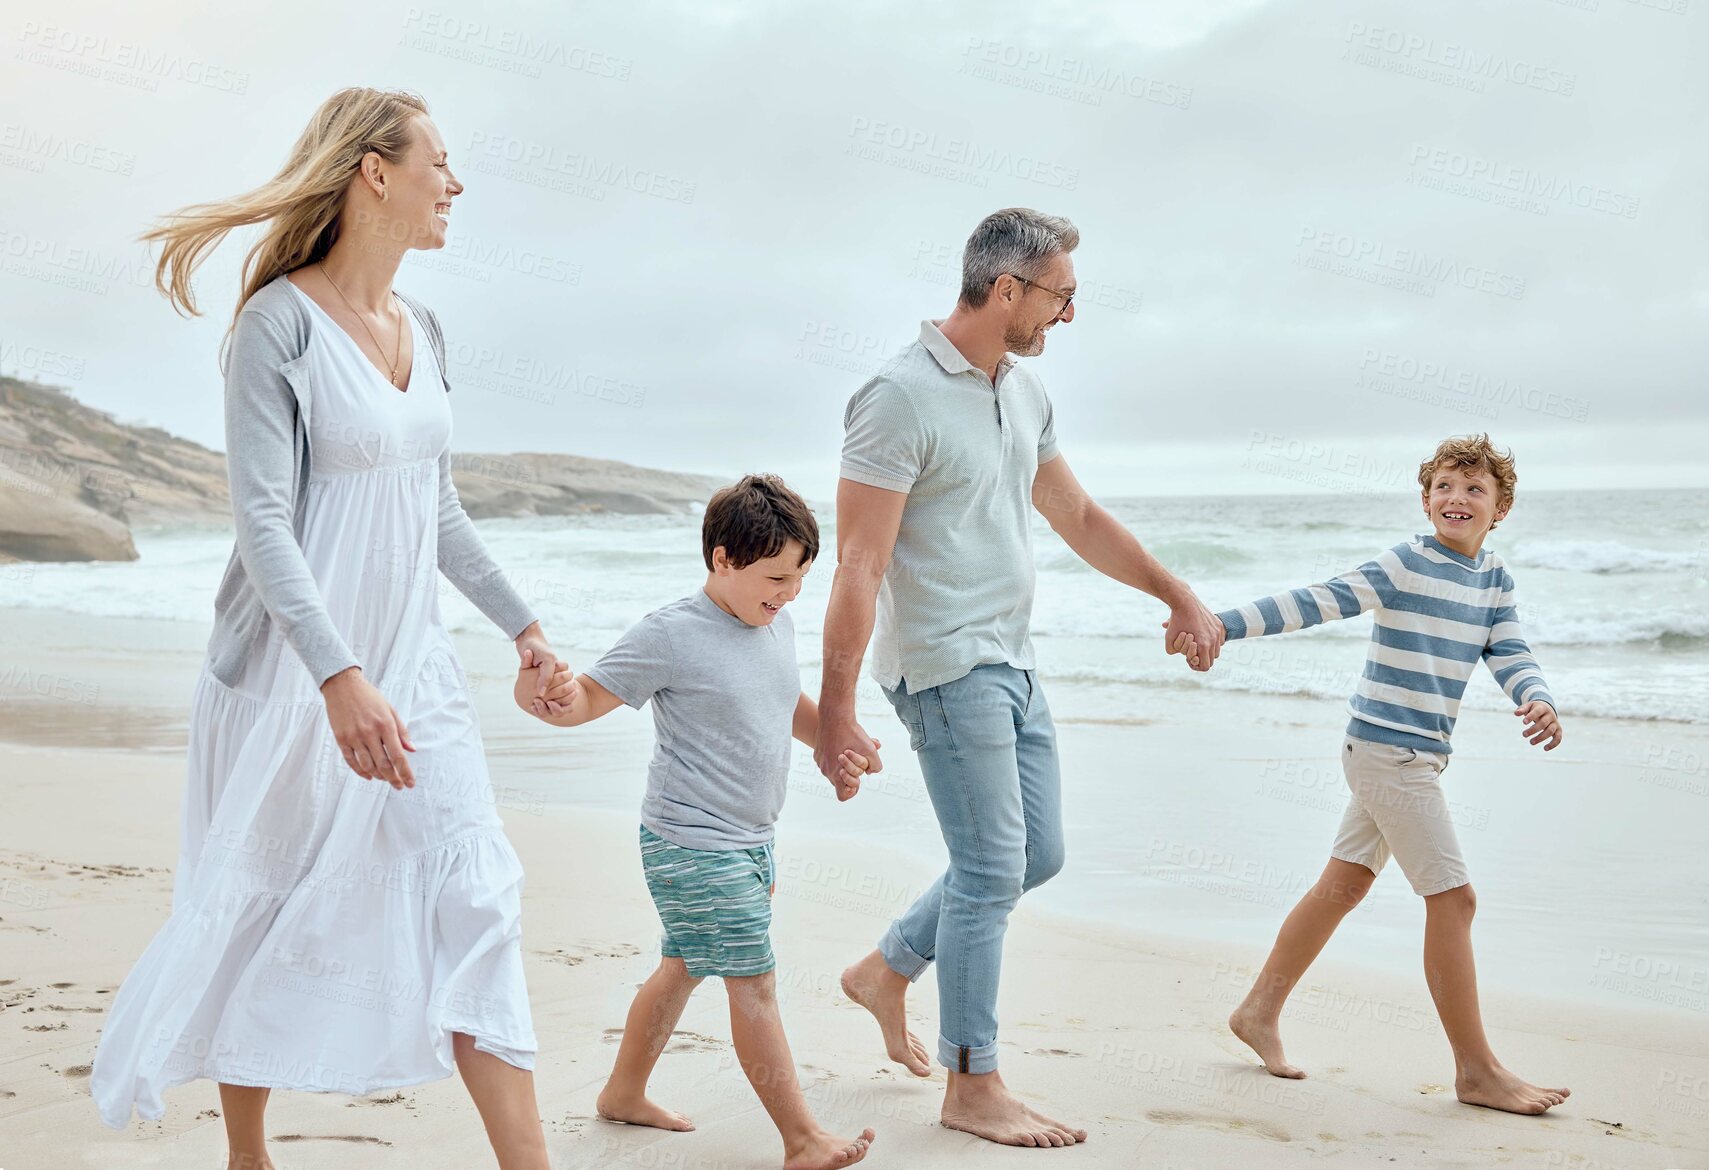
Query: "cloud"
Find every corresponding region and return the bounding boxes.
[1,0,1703,500]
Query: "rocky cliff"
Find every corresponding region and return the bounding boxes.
[0,378,726,563]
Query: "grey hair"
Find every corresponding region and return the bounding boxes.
[958,208,1080,309]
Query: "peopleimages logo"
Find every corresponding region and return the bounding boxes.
[959,37,1192,110]
[1341,21,1577,97]
[1295,227,1527,301]
[1406,145,1639,219]
[845,116,1080,191]
[16,22,250,93]
[0,124,135,175]
[400,8,633,80]
[1357,348,1590,422]
[465,132,697,204]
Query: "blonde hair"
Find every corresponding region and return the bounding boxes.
[140,87,430,333]
[1418,433,1517,525]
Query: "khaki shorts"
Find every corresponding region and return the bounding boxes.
[1331,736,1469,897]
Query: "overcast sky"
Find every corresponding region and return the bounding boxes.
[3,0,1705,502]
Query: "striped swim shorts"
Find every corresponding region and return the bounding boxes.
[638,825,776,978]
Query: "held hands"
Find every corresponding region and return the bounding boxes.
[1514,700,1563,750]
[514,622,564,710]
[1165,610,1226,672]
[515,660,579,720]
[813,708,884,803]
[830,740,881,803]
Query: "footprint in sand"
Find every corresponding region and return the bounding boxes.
[24,1023,66,1032]
[534,942,644,967]
[48,982,74,989]
[533,948,585,967]
[276,1135,392,1146]
[349,1092,408,1107]
[1147,1108,1292,1144]
[1416,1083,1448,1095]
[665,1031,722,1053]
[1026,1047,1083,1057]
[68,863,158,880]
[62,1064,92,1078]
[601,1027,724,1053]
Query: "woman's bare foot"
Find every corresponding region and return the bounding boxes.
[1229,1004,1306,1078]
[782,1126,875,1170]
[1455,1065,1571,1115]
[941,1070,1087,1148]
[596,1087,695,1131]
[840,951,931,1076]
[227,1155,275,1170]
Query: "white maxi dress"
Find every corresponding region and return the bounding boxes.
[92,282,535,1128]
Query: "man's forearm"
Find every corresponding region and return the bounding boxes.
[1066,504,1195,607]
[819,566,880,711]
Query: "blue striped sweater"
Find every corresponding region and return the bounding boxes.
[1214,534,1554,755]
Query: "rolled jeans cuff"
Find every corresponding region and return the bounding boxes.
[879,922,930,982]
[938,1037,999,1075]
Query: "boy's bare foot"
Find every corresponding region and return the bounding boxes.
[782,1126,875,1170]
[595,1088,695,1131]
[1229,1005,1306,1078]
[1455,1065,1570,1115]
[941,1070,1087,1147]
[840,951,931,1076]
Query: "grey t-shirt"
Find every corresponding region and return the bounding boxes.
[586,589,801,850]
[840,319,1059,694]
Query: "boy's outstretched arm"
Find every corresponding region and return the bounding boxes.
[793,692,878,801]
[1214,553,1396,644]
[1482,573,1563,750]
[514,666,626,728]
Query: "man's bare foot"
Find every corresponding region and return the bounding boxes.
[1455,1065,1570,1115]
[596,1087,695,1131]
[782,1126,875,1170]
[941,1070,1087,1148]
[1229,1004,1306,1079]
[840,951,931,1076]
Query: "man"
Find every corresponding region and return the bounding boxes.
[813,207,1225,1148]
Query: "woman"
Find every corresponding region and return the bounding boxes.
[90,88,560,1170]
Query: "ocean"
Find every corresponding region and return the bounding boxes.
[12,487,1705,725]
[6,487,1706,1013]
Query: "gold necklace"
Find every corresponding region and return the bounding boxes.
[319,262,404,386]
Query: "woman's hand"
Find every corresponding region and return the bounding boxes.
[515,664,580,720]
[320,667,416,789]
[514,621,563,710]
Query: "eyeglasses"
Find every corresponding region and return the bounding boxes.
[997,272,1075,315]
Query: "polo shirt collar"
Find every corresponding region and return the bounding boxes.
[919,319,1015,379]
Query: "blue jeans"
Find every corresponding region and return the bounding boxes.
[878,663,1066,1073]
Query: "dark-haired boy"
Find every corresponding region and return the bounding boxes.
[516,474,877,1170]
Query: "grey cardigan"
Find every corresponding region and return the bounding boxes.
[205,276,536,690]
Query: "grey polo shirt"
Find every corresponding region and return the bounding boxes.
[840,320,1059,694]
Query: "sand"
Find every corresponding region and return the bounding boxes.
[2,607,1707,1169]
